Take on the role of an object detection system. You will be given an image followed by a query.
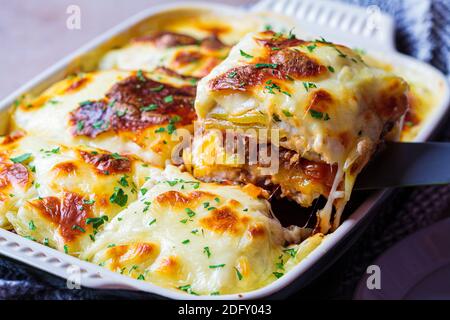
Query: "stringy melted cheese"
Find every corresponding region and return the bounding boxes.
[194,31,409,233]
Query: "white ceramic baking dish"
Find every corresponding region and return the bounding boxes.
[0,0,448,300]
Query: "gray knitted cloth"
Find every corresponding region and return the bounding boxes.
[1,0,449,299]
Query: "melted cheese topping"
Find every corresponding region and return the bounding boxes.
[0,132,161,254]
[81,165,322,295]
[12,69,196,167]
[194,31,409,233]
[100,32,230,78]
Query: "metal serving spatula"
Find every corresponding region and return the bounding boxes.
[354,142,450,190]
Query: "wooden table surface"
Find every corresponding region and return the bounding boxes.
[0,0,255,99]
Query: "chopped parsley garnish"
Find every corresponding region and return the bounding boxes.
[148,218,156,226]
[309,109,331,121]
[210,292,220,296]
[273,272,284,279]
[203,246,211,258]
[163,95,174,103]
[43,238,49,246]
[83,199,95,205]
[137,274,145,280]
[92,120,104,130]
[79,100,92,106]
[154,127,165,133]
[177,284,198,295]
[150,84,164,92]
[265,80,281,94]
[71,224,86,233]
[180,219,188,224]
[283,248,298,258]
[86,215,108,230]
[182,239,190,244]
[255,63,278,69]
[303,82,317,92]
[76,121,84,132]
[141,104,158,111]
[234,267,243,280]
[111,152,125,160]
[306,44,317,52]
[239,49,253,59]
[64,245,69,254]
[209,264,225,269]
[110,187,128,207]
[28,220,36,231]
[203,202,210,208]
[327,65,335,73]
[140,188,148,196]
[228,71,237,78]
[118,175,129,187]
[264,24,272,31]
[282,110,293,117]
[315,37,332,44]
[207,207,216,211]
[136,69,146,81]
[288,28,296,39]
[185,208,196,218]
[214,197,220,203]
[10,153,32,164]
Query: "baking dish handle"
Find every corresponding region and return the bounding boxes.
[251,0,396,53]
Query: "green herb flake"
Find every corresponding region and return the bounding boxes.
[137,274,145,280]
[327,65,335,73]
[10,153,32,164]
[255,63,278,69]
[148,218,156,226]
[110,187,128,207]
[177,284,198,295]
[234,267,243,280]
[203,246,211,258]
[163,95,174,103]
[273,272,284,279]
[185,208,196,218]
[150,84,164,92]
[28,220,36,231]
[141,104,158,112]
[306,44,317,52]
[182,239,190,245]
[76,121,85,132]
[118,175,129,187]
[283,248,298,258]
[303,82,317,92]
[239,49,253,59]
[136,69,146,82]
[71,224,86,233]
[282,110,293,117]
[209,264,225,269]
[227,71,237,78]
